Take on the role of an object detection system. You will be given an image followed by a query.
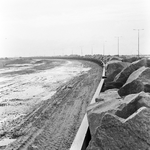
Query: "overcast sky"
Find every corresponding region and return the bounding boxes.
[0,0,150,57]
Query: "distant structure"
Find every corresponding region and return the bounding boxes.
[133,29,144,57]
[115,36,122,56]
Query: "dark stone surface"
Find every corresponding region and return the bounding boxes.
[114,58,150,88]
[87,92,150,150]
[118,67,150,97]
[87,89,122,136]
[95,89,121,102]
[122,56,140,63]
[103,58,150,91]
[87,108,150,150]
[109,56,123,61]
[106,60,130,82]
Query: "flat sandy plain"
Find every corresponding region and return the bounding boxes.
[0,58,102,150]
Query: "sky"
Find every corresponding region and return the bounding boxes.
[0,0,150,57]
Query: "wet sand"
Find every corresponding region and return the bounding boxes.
[0,58,102,150]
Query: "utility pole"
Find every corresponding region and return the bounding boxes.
[133,29,144,57]
[115,36,121,56]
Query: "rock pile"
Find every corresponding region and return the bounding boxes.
[103,58,150,91]
[118,66,150,96]
[105,60,130,82]
[87,57,150,150]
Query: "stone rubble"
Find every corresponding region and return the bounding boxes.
[87,57,150,150]
[103,58,150,91]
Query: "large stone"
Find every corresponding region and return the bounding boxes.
[101,58,150,91]
[102,60,130,91]
[87,92,150,150]
[122,56,140,63]
[109,56,123,61]
[118,66,150,97]
[114,58,150,88]
[88,108,150,150]
[87,99,121,136]
[95,89,121,102]
[105,60,130,82]
[88,89,122,135]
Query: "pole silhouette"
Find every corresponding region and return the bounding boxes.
[133,29,144,57]
[115,36,121,56]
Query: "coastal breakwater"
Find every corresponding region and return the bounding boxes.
[87,57,150,150]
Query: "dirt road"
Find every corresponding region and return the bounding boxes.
[0,58,102,150]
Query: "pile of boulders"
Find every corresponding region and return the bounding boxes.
[87,56,150,150]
